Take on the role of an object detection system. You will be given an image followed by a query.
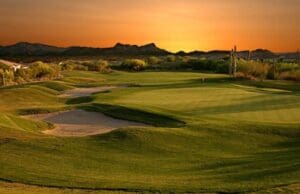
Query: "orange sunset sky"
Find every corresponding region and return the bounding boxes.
[0,0,299,52]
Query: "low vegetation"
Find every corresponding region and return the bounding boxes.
[60,60,111,73]
[112,56,300,83]
[236,59,300,81]
[0,61,61,86]
[1,56,298,88]
[180,58,228,73]
[120,59,147,71]
[237,59,270,80]
[0,60,112,87]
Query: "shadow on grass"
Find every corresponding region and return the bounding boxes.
[142,77,235,90]
[240,80,300,93]
[79,103,185,128]
[17,107,71,115]
[65,96,95,105]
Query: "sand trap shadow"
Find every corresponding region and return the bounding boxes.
[28,109,149,137]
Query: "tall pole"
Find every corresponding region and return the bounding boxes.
[229,49,233,75]
[273,58,276,80]
[233,45,237,77]
[297,49,300,65]
[248,50,251,61]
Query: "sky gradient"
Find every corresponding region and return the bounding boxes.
[0,0,299,52]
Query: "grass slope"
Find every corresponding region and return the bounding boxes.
[0,71,299,193]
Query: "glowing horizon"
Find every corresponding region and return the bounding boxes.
[0,0,299,52]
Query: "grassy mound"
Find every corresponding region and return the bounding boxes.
[0,113,51,134]
[40,81,74,92]
[81,103,185,127]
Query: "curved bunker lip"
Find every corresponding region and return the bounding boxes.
[60,86,119,98]
[26,85,148,137]
[28,109,150,137]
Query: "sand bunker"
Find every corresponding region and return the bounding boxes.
[28,109,148,137]
[61,86,119,98]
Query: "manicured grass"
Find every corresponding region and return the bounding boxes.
[0,70,299,193]
[81,103,185,127]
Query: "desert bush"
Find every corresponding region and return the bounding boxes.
[180,59,228,73]
[14,68,31,83]
[166,55,176,62]
[29,61,61,80]
[147,56,161,65]
[77,60,111,73]
[120,59,147,71]
[277,62,299,72]
[235,72,256,80]
[94,60,111,73]
[0,69,15,86]
[60,61,88,71]
[297,71,300,81]
[237,59,270,80]
[60,61,76,71]
[0,62,10,70]
[74,64,89,71]
[278,70,300,82]
[0,61,62,87]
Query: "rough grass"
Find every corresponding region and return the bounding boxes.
[0,71,299,193]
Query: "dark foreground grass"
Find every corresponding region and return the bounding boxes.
[0,71,299,193]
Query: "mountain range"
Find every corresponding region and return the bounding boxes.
[0,42,298,60]
[0,42,170,57]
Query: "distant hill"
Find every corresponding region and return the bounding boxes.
[0,42,297,60]
[0,42,66,56]
[277,52,300,60]
[62,46,103,56]
[0,42,170,57]
[175,49,277,60]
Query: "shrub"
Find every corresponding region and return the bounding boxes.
[0,69,15,86]
[237,59,270,80]
[120,59,147,71]
[0,62,10,71]
[0,61,63,87]
[14,68,31,83]
[147,56,161,65]
[180,59,228,73]
[94,60,111,73]
[277,62,299,73]
[296,71,300,82]
[74,64,89,71]
[278,70,300,82]
[60,61,90,71]
[77,60,111,73]
[29,61,61,80]
[166,55,176,62]
[60,61,76,71]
